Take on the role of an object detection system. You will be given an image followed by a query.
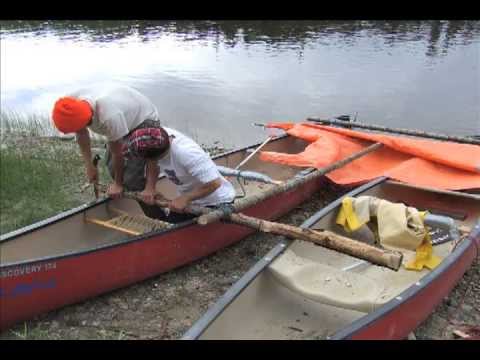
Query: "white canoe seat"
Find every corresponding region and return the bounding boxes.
[268,249,384,313]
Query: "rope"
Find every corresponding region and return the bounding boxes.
[234,173,247,199]
[214,203,236,219]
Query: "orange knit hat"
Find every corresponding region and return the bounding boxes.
[52,97,93,133]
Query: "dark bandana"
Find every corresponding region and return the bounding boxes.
[122,127,170,158]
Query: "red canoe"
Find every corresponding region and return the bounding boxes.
[0,134,326,332]
[182,177,480,340]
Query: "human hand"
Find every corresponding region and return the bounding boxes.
[140,188,156,205]
[107,182,124,199]
[169,195,190,213]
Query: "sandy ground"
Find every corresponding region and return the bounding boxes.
[1,181,478,340]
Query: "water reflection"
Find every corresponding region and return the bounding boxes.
[2,20,479,52]
[1,20,479,146]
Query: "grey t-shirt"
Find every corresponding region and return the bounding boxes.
[69,84,159,141]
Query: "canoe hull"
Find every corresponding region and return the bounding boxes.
[0,175,324,331]
[182,178,480,340]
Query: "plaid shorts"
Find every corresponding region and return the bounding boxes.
[106,119,162,191]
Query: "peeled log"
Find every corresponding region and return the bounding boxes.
[230,213,403,271]
[97,182,403,270]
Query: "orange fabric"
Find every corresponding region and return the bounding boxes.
[259,122,480,190]
[308,124,480,173]
[52,97,92,133]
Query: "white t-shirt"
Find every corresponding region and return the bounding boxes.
[69,84,159,141]
[157,127,236,207]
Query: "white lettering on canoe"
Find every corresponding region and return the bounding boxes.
[0,262,57,279]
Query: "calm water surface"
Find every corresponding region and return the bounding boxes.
[1,20,479,147]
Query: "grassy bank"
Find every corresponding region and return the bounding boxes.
[0,113,228,236]
[1,145,78,233]
[0,135,110,235]
[0,113,109,235]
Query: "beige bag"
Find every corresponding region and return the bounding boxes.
[376,200,425,251]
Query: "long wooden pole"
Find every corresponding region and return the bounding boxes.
[307,117,480,145]
[230,213,403,271]
[197,142,384,225]
[93,143,404,270]
[94,141,383,223]
[99,186,402,271]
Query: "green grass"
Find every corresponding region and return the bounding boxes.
[0,144,83,234]
[0,112,226,236]
[0,110,55,137]
[0,112,110,235]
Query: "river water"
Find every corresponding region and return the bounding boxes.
[1,20,479,147]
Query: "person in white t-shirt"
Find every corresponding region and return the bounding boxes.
[51,85,162,210]
[122,126,236,223]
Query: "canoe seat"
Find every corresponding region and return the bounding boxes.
[268,249,384,313]
[86,213,173,236]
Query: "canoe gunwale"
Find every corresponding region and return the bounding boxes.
[0,135,292,268]
[181,176,388,340]
[1,132,321,331]
[0,198,109,244]
[181,237,291,340]
[0,213,196,269]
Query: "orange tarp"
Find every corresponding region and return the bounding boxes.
[259,122,480,190]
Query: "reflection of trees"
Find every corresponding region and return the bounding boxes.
[1,20,479,57]
[426,21,443,58]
